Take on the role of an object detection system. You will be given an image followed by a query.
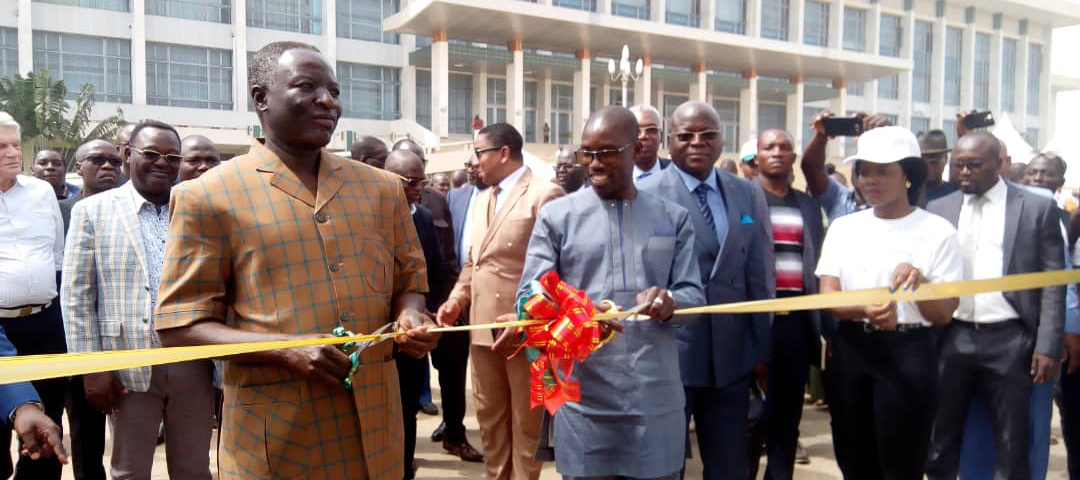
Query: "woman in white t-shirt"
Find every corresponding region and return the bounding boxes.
[815,126,962,480]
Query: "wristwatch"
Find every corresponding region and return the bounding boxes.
[8,401,44,424]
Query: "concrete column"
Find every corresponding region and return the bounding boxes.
[790,0,805,43]
[473,73,487,124]
[132,0,147,105]
[930,15,947,128]
[601,82,612,107]
[828,0,845,50]
[703,0,716,31]
[988,29,1003,114]
[233,0,249,113]
[691,62,707,101]
[866,80,879,114]
[746,0,761,37]
[634,57,652,107]
[1040,36,1052,142]
[828,79,848,158]
[598,0,610,15]
[653,0,667,22]
[739,69,758,144]
[1014,35,1029,132]
[868,2,881,54]
[960,23,976,109]
[16,0,31,75]
[572,49,592,144]
[508,39,525,134]
[897,10,914,128]
[785,76,805,151]
[324,0,337,67]
[431,30,450,138]
[540,75,552,143]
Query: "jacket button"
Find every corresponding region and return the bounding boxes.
[315,213,329,223]
[340,312,351,321]
[495,293,501,299]
[142,318,149,324]
[506,242,512,248]
[329,262,340,272]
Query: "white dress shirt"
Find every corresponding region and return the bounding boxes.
[493,164,527,215]
[633,159,663,184]
[459,186,482,269]
[955,178,1020,323]
[0,175,65,308]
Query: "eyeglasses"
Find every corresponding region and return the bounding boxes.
[952,161,984,172]
[474,145,505,158]
[672,130,722,143]
[575,142,635,165]
[130,147,182,164]
[84,155,123,167]
[399,175,428,188]
[639,126,661,136]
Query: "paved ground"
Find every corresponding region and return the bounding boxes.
[33,374,1070,480]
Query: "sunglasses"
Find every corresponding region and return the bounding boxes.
[84,155,123,167]
[672,130,722,143]
[130,147,182,164]
[398,176,428,188]
[575,142,635,165]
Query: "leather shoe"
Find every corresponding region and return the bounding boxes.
[420,401,439,416]
[443,439,484,462]
[430,421,446,442]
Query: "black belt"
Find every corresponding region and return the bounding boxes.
[951,318,1020,331]
[838,321,932,333]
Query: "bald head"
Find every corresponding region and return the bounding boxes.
[351,136,388,169]
[668,100,724,180]
[178,135,221,181]
[75,140,115,161]
[580,106,640,200]
[392,139,425,162]
[451,169,468,188]
[385,149,424,174]
[73,139,120,195]
[952,131,1003,195]
[115,124,136,147]
[431,172,451,196]
[385,149,425,204]
[671,100,721,131]
[583,106,640,147]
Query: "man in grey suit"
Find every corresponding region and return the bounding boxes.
[629,104,672,184]
[638,100,773,480]
[926,131,1065,480]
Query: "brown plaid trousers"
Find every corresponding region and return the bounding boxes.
[155,139,428,480]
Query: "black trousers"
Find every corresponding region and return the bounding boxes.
[683,378,750,480]
[430,330,470,443]
[763,311,817,480]
[926,320,1033,480]
[396,352,427,480]
[1059,361,1080,479]
[66,375,106,480]
[825,324,938,480]
[0,301,67,480]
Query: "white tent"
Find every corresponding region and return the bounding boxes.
[990,113,1037,164]
[522,149,555,181]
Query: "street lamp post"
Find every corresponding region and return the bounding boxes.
[608,45,643,107]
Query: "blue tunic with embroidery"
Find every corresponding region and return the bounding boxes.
[517,188,705,478]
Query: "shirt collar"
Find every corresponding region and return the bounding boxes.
[673,164,719,193]
[633,158,662,178]
[125,180,166,212]
[409,203,417,215]
[497,164,527,192]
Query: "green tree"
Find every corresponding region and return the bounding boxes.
[0,69,125,169]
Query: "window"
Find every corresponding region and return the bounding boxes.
[247,0,322,34]
[803,1,829,47]
[337,62,400,120]
[713,99,739,149]
[147,43,232,110]
[973,32,990,110]
[879,13,902,57]
[1001,38,1016,112]
[881,113,898,125]
[943,119,957,147]
[486,78,506,124]
[449,73,473,134]
[847,83,864,97]
[33,32,131,103]
[878,75,898,100]
[1028,43,1043,115]
[609,88,635,107]
[0,28,15,81]
[802,107,817,149]
[551,83,573,111]
[912,20,932,103]
[944,26,962,106]
[34,0,128,12]
[524,81,538,142]
[337,0,399,44]
[715,0,746,34]
[664,95,689,124]
[758,103,786,132]
[842,7,866,52]
[761,0,789,41]
[415,69,431,129]
[147,0,231,23]
[552,0,596,12]
[612,0,649,20]
[910,116,930,134]
[667,0,701,27]
[1025,128,1039,147]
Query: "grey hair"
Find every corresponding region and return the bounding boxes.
[629,104,662,123]
[0,111,20,138]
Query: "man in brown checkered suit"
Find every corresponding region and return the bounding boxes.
[154,41,440,480]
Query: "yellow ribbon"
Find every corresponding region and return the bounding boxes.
[0,269,1076,385]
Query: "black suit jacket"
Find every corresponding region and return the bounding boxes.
[420,187,458,304]
[927,181,1066,358]
[412,205,450,313]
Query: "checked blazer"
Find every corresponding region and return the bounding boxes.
[154,139,428,480]
[61,182,166,392]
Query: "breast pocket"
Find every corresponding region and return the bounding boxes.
[355,235,392,295]
[644,236,676,283]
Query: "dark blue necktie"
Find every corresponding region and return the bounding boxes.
[693,183,716,233]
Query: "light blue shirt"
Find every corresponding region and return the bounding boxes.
[1020,183,1080,334]
[673,165,729,253]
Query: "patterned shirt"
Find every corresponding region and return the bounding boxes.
[127,183,168,318]
[766,189,805,295]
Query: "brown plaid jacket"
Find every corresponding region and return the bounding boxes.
[155,139,427,480]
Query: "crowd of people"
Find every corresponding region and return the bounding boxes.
[0,39,1078,480]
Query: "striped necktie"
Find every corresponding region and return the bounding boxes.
[693,183,716,232]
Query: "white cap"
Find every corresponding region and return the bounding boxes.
[842,126,921,165]
[739,139,757,162]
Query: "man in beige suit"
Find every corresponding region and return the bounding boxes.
[437,123,564,480]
